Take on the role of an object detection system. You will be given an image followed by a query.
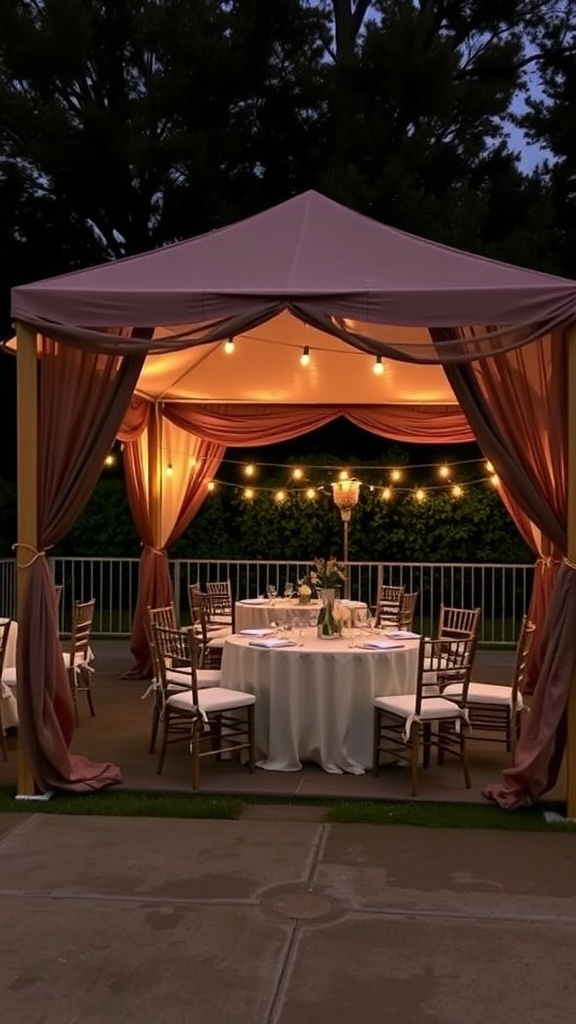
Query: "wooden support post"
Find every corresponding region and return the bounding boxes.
[148,402,163,548]
[15,320,38,796]
[567,323,576,817]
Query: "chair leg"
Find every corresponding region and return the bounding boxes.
[191,719,201,790]
[0,720,7,762]
[247,704,255,773]
[373,708,381,777]
[149,704,160,754]
[460,731,471,789]
[410,724,419,797]
[156,711,170,775]
[423,723,432,768]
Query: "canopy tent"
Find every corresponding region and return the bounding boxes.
[7,189,576,811]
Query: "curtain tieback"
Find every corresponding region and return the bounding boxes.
[537,557,562,569]
[563,556,576,571]
[147,547,166,556]
[12,543,50,569]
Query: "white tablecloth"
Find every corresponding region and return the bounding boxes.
[221,630,420,774]
[235,598,367,632]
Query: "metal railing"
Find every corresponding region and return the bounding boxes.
[0,556,534,644]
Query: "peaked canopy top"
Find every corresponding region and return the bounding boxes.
[11,190,576,331]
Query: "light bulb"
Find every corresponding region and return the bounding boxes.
[490,473,500,487]
[439,465,450,479]
[415,488,425,502]
[104,454,115,467]
[452,484,463,498]
[390,469,402,483]
[382,487,392,501]
[292,467,303,480]
[207,481,215,492]
[485,460,494,473]
[373,355,384,376]
[244,488,254,500]
[244,464,255,477]
[275,490,286,503]
[224,338,235,354]
[338,469,349,481]
[306,488,316,500]
[300,345,310,367]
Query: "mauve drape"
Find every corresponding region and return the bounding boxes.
[118,406,224,677]
[164,402,473,445]
[441,331,572,808]
[18,338,143,792]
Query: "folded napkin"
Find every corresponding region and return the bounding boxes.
[385,630,421,640]
[239,628,276,637]
[249,638,297,649]
[358,640,405,650]
[240,598,267,605]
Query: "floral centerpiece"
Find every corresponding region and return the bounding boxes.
[299,557,346,596]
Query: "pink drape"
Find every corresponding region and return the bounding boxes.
[118,405,224,677]
[164,402,473,445]
[444,331,573,807]
[18,337,143,792]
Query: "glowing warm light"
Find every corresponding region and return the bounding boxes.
[415,488,426,502]
[224,338,235,354]
[165,463,173,477]
[244,464,255,477]
[338,469,349,481]
[451,484,463,498]
[207,481,215,492]
[381,487,392,501]
[104,454,115,467]
[331,479,361,522]
[243,488,254,500]
[275,490,286,503]
[373,355,384,376]
[190,455,197,467]
[490,473,500,487]
[292,467,303,480]
[438,465,450,479]
[300,345,310,367]
[485,461,494,473]
[390,469,402,482]
[306,488,316,500]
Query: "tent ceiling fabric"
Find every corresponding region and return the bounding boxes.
[143,311,455,404]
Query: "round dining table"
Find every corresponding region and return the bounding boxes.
[234,597,367,633]
[221,628,420,775]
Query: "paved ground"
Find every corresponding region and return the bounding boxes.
[1,808,576,1023]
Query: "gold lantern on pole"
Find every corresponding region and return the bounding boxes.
[331,479,361,599]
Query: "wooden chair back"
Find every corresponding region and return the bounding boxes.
[0,619,13,761]
[374,585,406,628]
[437,606,481,642]
[153,625,201,705]
[416,636,475,715]
[512,615,537,700]
[398,591,419,631]
[68,599,96,668]
[206,580,234,630]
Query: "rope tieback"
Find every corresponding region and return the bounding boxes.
[12,543,51,569]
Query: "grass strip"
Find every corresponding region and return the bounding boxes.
[325,799,576,831]
[0,786,244,820]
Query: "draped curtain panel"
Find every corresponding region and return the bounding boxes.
[17,338,143,792]
[441,330,572,809]
[118,407,224,677]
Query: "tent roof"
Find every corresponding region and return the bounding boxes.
[11,190,576,329]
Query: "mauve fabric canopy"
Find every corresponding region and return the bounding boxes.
[11,190,576,331]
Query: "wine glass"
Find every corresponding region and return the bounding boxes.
[284,581,294,599]
[267,584,277,601]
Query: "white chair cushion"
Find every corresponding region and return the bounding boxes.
[167,687,255,714]
[163,668,221,690]
[1,667,17,687]
[375,694,463,721]
[443,682,521,709]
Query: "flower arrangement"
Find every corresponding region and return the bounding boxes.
[297,582,312,603]
[300,557,346,594]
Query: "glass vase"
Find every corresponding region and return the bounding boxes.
[317,589,341,637]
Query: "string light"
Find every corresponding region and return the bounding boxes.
[104,454,115,467]
[306,488,316,500]
[490,474,500,487]
[207,481,215,492]
[243,488,254,500]
[224,338,235,354]
[338,469,349,481]
[190,455,197,467]
[415,488,426,502]
[438,465,450,479]
[275,490,286,503]
[372,355,384,376]
[381,487,392,501]
[300,345,310,367]
[292,467,303,480]
[451,484,463,498]
[390,469,402,482]
[244,463,255,477]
